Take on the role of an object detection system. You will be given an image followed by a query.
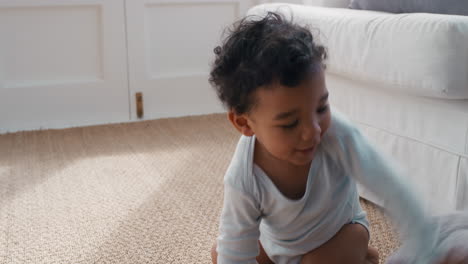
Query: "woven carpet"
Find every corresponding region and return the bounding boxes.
[0,114,400,264]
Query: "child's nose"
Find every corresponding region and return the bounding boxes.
[301,120,322,143]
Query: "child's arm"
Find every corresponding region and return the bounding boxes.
[332,114,441,263]
[216,183,261,264]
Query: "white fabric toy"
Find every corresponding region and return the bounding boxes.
[386,211,468,264]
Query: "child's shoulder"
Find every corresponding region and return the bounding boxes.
[223,135,259,196]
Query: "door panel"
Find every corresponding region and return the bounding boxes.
[0,0,129,133]
[126,0,256,120]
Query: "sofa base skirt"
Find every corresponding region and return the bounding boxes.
[326,74,468,214]
[354,122,467,214]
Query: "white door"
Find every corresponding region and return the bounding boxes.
[0,0,129,133]
[125,0,257,120]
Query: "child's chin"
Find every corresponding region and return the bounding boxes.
[292,151,315,165]
[290,156,314,166]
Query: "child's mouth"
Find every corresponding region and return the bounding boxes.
[297,146,315,154]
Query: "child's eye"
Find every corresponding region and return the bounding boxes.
[318,105,329,114]
[281,120,299,129]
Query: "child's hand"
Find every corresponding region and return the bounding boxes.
[365,246,379,264]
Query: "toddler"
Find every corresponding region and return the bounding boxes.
[209,11,439,264]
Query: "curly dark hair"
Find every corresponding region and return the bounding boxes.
[209,11,327,115]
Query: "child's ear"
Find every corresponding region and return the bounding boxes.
[228,111,255,137]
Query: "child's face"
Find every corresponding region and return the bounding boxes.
[231,69,331,166]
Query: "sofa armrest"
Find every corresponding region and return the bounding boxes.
[248,4,468,99]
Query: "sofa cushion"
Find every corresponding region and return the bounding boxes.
[247,4,468,99]
[349,0,468,16]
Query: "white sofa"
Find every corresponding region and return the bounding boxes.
[248,2,468,214]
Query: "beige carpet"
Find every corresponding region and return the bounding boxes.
[0,114,400,264]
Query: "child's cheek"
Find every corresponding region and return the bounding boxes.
[271,135,290,156]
